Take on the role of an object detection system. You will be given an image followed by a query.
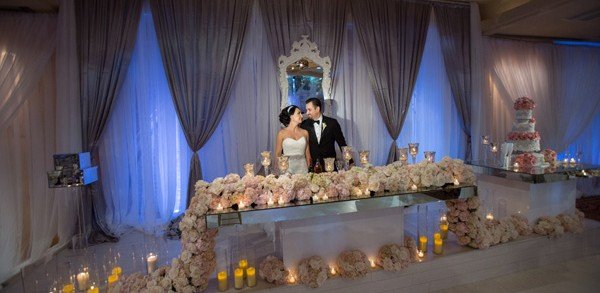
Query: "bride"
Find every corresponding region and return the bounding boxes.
[275,105,311,174]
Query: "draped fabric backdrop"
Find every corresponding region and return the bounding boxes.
[0,7,78,283]
[77,0,143,242]
[98,4,192,234]
[258,0,347,106]
[350,0,431,163]
[150,0,251,207]
[433,4,472,160]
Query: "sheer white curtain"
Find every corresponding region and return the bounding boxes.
[397,13,466,161]
[199,1,282,180]
[0,11,77,284]
[98,5,192,234]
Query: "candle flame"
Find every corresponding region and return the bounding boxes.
[330,267,336,275]
[486,213,494,220]
[369,258,376,268]
[417,250,424,258]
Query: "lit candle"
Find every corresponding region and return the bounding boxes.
[486,213,494,221]
[419,235,428,252]
[111,266,122,277]
[433,238,443,255]
[234,268,244,289]
[147,253,157,274]
[107,274,118,286]
[582,170,588,176]
[239,201,245,209]
[217,271,228,292]
[86,286,99,293]
[417,250,424,258]
[570,158,576,165]
[330,266,336,275]
[289,274,296,284]
[62,284,75,293]
[563,158,568,165]
[453,178,459,186]
[440,215,447,222]
[513,162,519,169]
[369,258,376,268]
[246,267,256,287]
[312,195,319,202]
[439,223,449,239]
[76,270,89,290]
[239,259,248,278]
[216,203,223,211]
[411,184,418,191]
[278,197,285,205]
[322,194,329,200]
[267,197,274,206]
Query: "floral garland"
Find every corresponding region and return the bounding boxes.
[298,256,328,288]
[258,255,289,285]
[448,197,584,248]
[514,97,536,110]
[337,250,370,279]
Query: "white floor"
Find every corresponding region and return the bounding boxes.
[2,217,599,293]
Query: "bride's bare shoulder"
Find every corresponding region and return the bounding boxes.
[301,128,309,136]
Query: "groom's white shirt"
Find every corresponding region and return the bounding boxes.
[313,114,323,144]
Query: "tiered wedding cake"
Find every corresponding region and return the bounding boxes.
[507,97,545,167]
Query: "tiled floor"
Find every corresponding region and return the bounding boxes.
[434,255,600,293]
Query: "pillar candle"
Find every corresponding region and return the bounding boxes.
[111,266,122,277]
[62,284,75,293]
[217,271,228,292]
[147,253,157,274]
[434,238,443,255]
[76,271,89,290]
[107,274,119,286]
[234,268,244,289]
[246,267,256,287]
[440,223,449,239]
[419,235,428,252]
[86,286,99,293]
[239,259,248,278]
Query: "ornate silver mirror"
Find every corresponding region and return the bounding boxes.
[278,35,332,113]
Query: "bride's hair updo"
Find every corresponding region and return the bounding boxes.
[279,105,300,127]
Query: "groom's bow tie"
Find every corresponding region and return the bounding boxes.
[313,120,320,125]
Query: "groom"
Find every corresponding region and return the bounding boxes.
[300,97,349,170]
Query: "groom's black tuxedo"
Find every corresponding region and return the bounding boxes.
[300,115,348,169]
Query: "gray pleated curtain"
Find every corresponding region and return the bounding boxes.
[77,0,143,242]
[350,0,431,163]
[433,4,473,161]
[150,0,251,207]
[259,0,347,107]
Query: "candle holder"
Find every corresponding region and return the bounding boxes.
[76,267,90,291]
[359,150,370,167]
[481,135,490,163]
[342,146,353,170]
[490,142,499,165]
[408,143,419,165]
[261,151,271,175]
[398,147,409,165]
[146,253,157,275]
[433,232,443,255]
[424,151,436,163]
[243,163,254,177]
[216,246,230,292]
[324,158,335,172]
[335,160,344,172]
[278,156,289,175]
[417,204,428,253]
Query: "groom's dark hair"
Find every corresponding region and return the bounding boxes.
[306,97,322,112]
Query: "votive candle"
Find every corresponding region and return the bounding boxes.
[411,184,418,191]
[246,267,256,287]
[234,268,244,289]
[111,266,122,277]
[267,197,274,206]
[486,213,494,221]
[107,274,118,286]
[86,286,99,293]
[419,235,428,252]
[217,271,228,292]
[453,178,459,186]
[440,223,449,239]
[239,259,248,278]
[278,197,285,205]
[216,203,223,211]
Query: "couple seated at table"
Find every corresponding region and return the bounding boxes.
[275,98,349,174]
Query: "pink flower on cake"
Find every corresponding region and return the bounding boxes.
[508,131,540,140]
[514,97,535,110]
[514,153,537,167]
[543,149,557,165]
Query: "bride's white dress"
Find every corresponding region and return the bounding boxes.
[282,137,308,174]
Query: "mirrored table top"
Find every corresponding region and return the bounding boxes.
[467,160,600,184]
[205,184,476,228]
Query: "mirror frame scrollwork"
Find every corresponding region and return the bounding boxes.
[278,35,332,112]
